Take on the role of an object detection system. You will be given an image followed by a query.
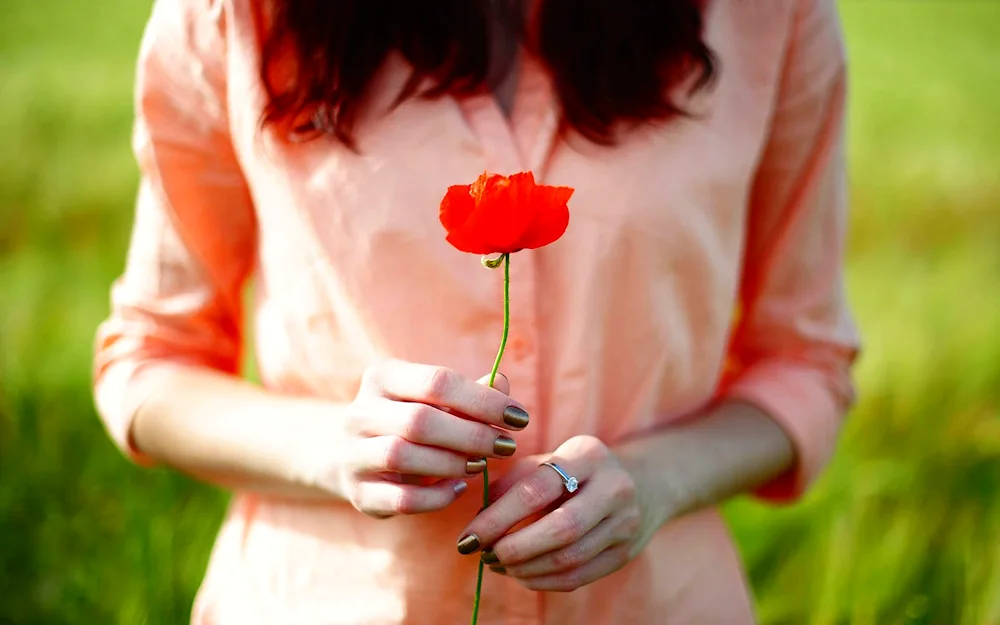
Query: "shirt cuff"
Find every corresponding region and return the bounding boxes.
[93,359,191,467]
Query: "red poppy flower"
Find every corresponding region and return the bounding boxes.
[439,171,573,255]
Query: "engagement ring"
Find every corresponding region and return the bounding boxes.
[541,462,579,494]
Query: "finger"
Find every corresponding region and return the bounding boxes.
[440,372,509,414]
[353,478,468,517]
[477,372,510,395]
[457,455,597,554]
[439,371,508,416]
[383,473,437,486]
[353,436,480,478]
[363,360,529,430]
[485,455,547,504]
[359,400,519,460]
[483,473,618,565]
[498,516,622,579]
[514,544,631,593]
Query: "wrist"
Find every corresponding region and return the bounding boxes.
[615,440,690,532]
[613,400,797,528]
[280,397,353,500]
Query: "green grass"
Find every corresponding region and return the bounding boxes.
[1,1,998,623]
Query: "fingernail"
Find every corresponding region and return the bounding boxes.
[502,405,529,430]
[466,458,488,475]
[493,435,517,457]
[457,534,481,555]
[489,565,507,575]
[480,550,500,565]
[454,481,469,495]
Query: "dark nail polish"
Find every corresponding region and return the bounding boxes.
[457,534,481,555]
[480,550,500,565]
[502,405,530,430]
[466,458,488,475]
[493,435,517,457]
[489,565,507,575]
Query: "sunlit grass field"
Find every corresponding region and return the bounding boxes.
[2,1,998,623]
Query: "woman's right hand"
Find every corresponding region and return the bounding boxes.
[302,360,530,519]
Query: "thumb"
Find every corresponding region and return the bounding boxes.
[477,371,510,396]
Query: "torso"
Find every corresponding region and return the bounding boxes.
[192,1,804,622]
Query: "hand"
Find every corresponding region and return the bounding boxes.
[455,435,657,592]
[299,360,529,519]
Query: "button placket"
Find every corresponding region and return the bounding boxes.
[477,251,540,625]
[504,249,540,457]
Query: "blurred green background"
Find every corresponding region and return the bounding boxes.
[1,0,998,623]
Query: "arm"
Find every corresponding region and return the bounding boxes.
[614,401,793,525]
[621,0,859,518]
[91,0,322,496]
[93,0,526,512]
[129,366,349,499]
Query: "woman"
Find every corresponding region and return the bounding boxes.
[92,0,859,622]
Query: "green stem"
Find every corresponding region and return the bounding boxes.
[471,253,510,625]
[469,463,486,623]
[487,254,511,390]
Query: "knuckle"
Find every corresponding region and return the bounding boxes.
[554,571,583,592]
[343,405,366,435]
[381,436,411,472]
[402,404,433,441]
[348,492,367,513]
[552,542,588,570]
[497,539,519,563]
[618,509,643,536]
[359,363,383,394]
[562,435,608,464]
[470,425,495,454]
[552,509,586,545]
[422,367,455,402]
[393,490,421,515]
[467,386,492,418]
[350,486,386,518]
[481,511,509,542]
[517,474,555,510]
[585,438,611,463]
[609,545,630,572]
[612,470,637,502]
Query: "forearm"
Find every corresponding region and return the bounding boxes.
[131,363,348,501]
[615,400,795,528]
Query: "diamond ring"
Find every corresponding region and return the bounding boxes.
[541,462,579,494]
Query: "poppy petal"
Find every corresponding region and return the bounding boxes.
[439,184,476,233]
[518,185,573,249]
[440,171,573,255]
[445,227,496,254]
[464,173,534,253]
[506,171,537,188]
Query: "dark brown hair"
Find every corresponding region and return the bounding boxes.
[259,0,716,146]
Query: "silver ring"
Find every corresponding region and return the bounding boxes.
[541,462,579,494]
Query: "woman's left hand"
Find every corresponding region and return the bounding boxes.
[455,435,662,592]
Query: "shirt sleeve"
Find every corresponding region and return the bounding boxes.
[719,0,860,502]
[92,0,256,464]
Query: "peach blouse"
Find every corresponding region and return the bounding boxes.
[93,0,859,622]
